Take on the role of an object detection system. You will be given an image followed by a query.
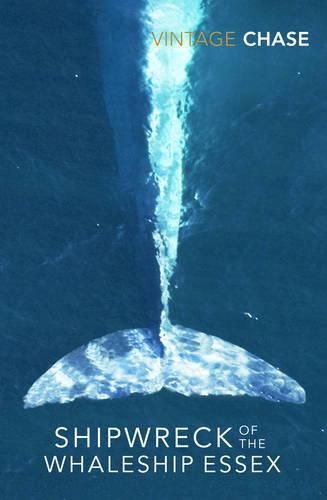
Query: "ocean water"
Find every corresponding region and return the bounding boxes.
[0,1,326,499]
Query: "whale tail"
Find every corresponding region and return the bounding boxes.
[24,324,305,409]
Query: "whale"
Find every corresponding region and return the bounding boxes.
[24,0,306,408]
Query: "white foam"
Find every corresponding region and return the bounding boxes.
[143,1,204,326]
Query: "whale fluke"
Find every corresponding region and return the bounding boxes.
[161,325,306,405]
[24,324,305,408]
[24,329,163,409]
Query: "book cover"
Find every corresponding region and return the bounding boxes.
[1,1,325,499]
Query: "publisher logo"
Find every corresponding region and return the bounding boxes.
[151,31,310,47]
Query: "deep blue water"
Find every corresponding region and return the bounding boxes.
[0,1,326,499]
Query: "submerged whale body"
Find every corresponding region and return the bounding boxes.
[24,0,305,408]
